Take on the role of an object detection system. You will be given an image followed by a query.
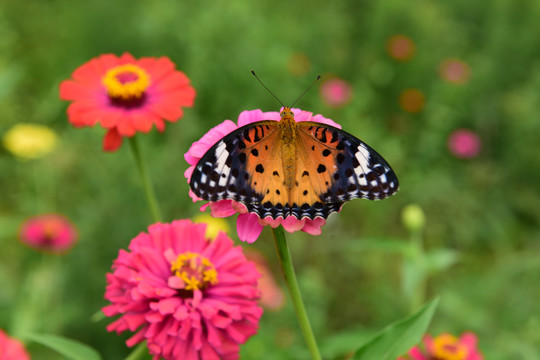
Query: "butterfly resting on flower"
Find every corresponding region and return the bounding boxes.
[190,77,399,221]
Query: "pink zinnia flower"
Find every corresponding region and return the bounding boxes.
[439,58,471,85]
[399,332,484,360]
[19,213,78,253]
[103,220,262,360]
[184,108,341,243]
[320,78,352,107]
[387,35,416,61]
[60,53,196,152]
[0,329,30,360]
[447,129,481,159]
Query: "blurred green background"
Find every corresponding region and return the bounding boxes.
[1,0,540,359]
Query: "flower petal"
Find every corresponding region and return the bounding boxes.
[236,213,263,243]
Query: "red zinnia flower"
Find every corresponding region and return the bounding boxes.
[103,220,262,360]
[0,329,30,360]
[387,34,416,61]
[60,53,196,152]
[398,332,484,360]
[19,213,78,254]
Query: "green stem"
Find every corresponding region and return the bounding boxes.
[272,227,322,360]
[125,342,148,360]
[128,136,163,223]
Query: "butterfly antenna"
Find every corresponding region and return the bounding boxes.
[251,71,285,107]
[290,75,321,108]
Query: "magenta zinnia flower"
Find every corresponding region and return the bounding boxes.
[0,329,30,360]
[398,332,484,360]
[60,53,196,152]
[184,108,341,243]
[320,78,352,108]
[103,220,262,360]
[19,213,78,253]
[447,129,481,159]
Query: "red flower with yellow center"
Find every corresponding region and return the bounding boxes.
[60,53,196,151]
[398,332,484,360]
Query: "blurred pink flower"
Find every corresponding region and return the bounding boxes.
[19,213,78,253]
[400,332,484,360]
[399,88,425,113]
[439,59,471,85]
[0,329,30,360]
[245,250,285,311]
[320,78,352,107]
[103,220,262,360]
[184,108,340,243]
[387,35,416,61]
[447,129,481,158]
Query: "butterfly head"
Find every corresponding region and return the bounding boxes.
[280,107,294,120]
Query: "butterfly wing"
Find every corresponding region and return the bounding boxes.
[190,120,290,218]
[290,121,399,219]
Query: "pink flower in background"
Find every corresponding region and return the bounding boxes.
[103,220,262,360]
[184,108,339,243]
[399,332,484,360]
[440,58,471,85]
[245,250,285,311]
[320,78,352,107]
[19,214,78,253]
[448,129,481,159]
[0,329,30,360]
[59,53,196,152]
[387,35,416,61]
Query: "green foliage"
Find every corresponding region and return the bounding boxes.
[22,333,102,360]
[352,298,439,360]
[1,0,540,359]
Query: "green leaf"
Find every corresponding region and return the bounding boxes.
[352,297,439,360]
[22,333,102,360]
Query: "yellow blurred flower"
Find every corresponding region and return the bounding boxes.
[192,213,230,241]
[401,204,426,233]
[2,123,57,159]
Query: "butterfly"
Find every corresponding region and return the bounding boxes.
[189,106,399,221]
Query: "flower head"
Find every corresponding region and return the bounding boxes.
[2,123,57,160]
[439,59,471,85]
[0,329,31,360]
[447,129,481,159]
[399,332,484,360]
[103,220,262,360]
[60,53,196,152]
[19,214,78,254]
[184,108,341,243]
[320,78,353,108]
[387,35,416,61]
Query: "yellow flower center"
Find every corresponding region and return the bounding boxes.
[432,334,469,360]
[102,64,150,100]
[170,252,218,291]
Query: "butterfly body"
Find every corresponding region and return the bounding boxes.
[190,107,399,220]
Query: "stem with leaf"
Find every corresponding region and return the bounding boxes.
[272,226,322,360]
